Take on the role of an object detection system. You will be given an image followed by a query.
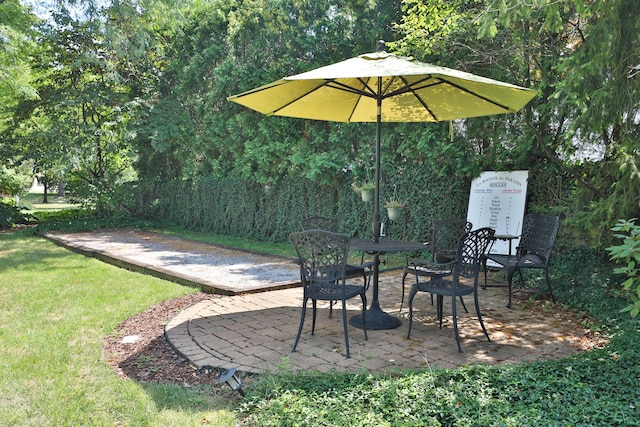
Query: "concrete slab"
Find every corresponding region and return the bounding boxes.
[45,229,300,294]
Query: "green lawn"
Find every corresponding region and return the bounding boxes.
[0,233,237,426]
[20,191,79,212]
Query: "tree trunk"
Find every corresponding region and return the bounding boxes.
[57,181,66,197]
[42,178,49,204]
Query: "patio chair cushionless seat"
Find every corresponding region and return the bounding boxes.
[301,216,374,284]
[483,214,560,308]
[407,227,495,352]
[400,219,472,312]
[290,229,368,359]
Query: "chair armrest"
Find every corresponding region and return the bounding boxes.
[408,260,456,273]
[407,258,432,267]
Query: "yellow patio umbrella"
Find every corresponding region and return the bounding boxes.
[228,41,537,330]
[229,45,536,123]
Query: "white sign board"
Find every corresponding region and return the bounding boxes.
[467,171,528,257]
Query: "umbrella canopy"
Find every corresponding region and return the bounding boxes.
[228,43,537,123]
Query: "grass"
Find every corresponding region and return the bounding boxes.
[154,226,297,258]
[154,226,409,270]
[0,232,237,426]
[19,191,79,212]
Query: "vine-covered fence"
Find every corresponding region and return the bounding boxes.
[135,164,569,244]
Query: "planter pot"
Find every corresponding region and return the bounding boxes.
[360,189,374,202]
[386,207,403,221]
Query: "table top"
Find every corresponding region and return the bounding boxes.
[493,234,519,240]
[350,238,428,253]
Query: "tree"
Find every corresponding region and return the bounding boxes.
[0,0,39,114]
[133,0,404,186]
[394,0,640,244]
[3,2,142,212]
[0,162,33,198]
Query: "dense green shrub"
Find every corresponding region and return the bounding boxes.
[132,161,588,247]
[607,219,640,318]
[133,169,470,242]
[0,198,30,229]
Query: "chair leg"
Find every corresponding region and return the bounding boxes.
[474,290,491,343]
[360,293,368,341]
[311,299,317,334]
[406,286,419,338]
[507,268,516,308]
[427,276,434,306]
[459,296,468,313]
[400,271,408,312]
[451,295,463,353]
[437,295,444,328]
[292,299,308,353]
[482,257,488,289]
[545,269,556,303]
[341,299,351,358]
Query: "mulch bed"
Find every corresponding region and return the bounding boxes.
[103,292,231,388]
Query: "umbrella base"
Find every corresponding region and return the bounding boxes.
[350,301,401,330]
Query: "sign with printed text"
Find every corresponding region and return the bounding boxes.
[467,171,528,258]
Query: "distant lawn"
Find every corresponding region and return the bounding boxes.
[20,190,79,212]
[0,232,237,426]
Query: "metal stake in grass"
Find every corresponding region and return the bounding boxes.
[219,367,245,396]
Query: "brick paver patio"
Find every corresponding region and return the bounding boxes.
[165,271,589,374]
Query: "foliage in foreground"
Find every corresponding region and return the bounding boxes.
[241,340,639,427]
[607,219,640,318]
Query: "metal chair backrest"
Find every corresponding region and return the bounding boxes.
[289,229,350,287]
[454,227,495,282]
[301,216,339,232]
[517,214,560,266]
[432,219,473,263]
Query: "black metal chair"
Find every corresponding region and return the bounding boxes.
[483,214,560,308]
[407,227,495,352]
[400,219,472,312]
[290,229,368,359]
[301,216,374,312]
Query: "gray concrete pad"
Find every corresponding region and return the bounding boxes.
[45,229,300,294]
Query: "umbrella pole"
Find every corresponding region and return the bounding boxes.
[357,81,401,330]
[371,90,383,309]
[373,95,382,244]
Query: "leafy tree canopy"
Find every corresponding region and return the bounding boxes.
[393,0,640,242]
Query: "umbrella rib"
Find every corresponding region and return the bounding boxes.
[268,81,331,115]
[328,79,377,98]
[445,79,516,111]
[388,76,440,121]
[327,78,378,122]
[408,76,516,112]
[327,79,375,98]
